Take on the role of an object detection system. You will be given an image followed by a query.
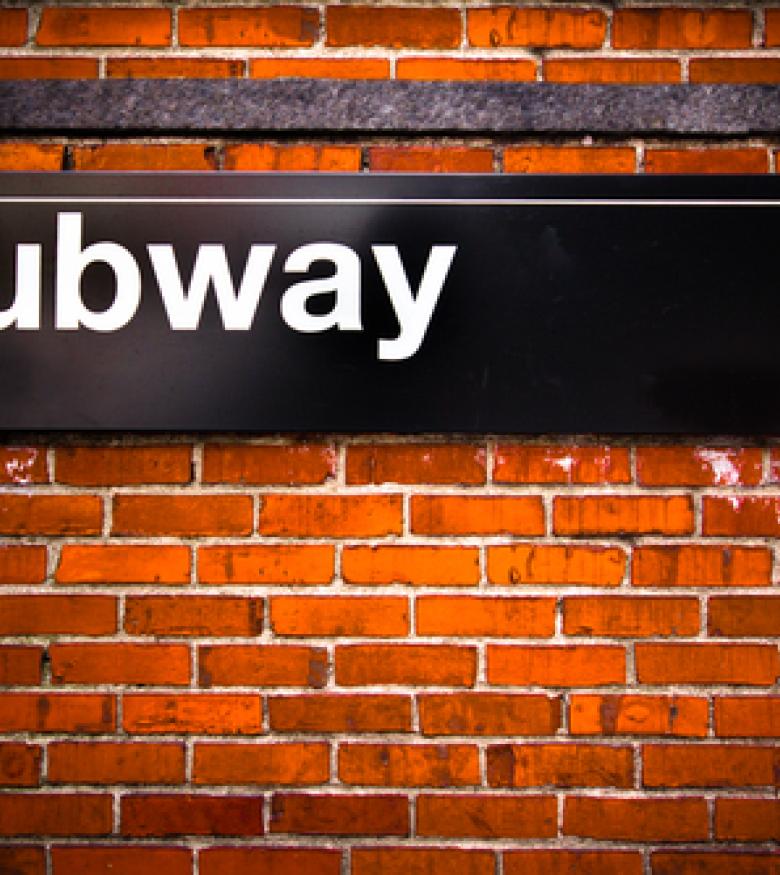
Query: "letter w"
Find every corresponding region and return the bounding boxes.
[148,244,275,330]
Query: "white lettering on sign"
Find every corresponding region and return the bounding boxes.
[0,212,457,361]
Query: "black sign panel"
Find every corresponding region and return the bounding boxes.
[0,173,778,433]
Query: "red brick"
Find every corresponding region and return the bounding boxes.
[113,494,252,536]
[638,644,780,685]
[0,743,40,787]
[0,694,115,734]
[563,596,699,637]
[398,58,535,82]
[554,495,693,535]
[339,743,479,787]
[411,495,544,536]
[199,545,333,585]
[0,595,116,635]
[613,8,752,49]
[488,645,625,687]
[251,58,389,80]
[545,58,680,83]
[504,147,636,174]
[0,646,41,685]
[199,847,340,875]
[691,58,780,84]
[0,848,43,875]
[57,545,190,585]
[52,847,192,875]
[564,796,708,841]
[504,851,643,875]
[270,694,411,733]
[0,58,98,78]
[108,58,243,79]
[494,446,629,483]
[73,144,216,171]
[123,694,262,735]
[0,794,112,836]
[417,794,556,838]
[270,595,407,637]
[637,447,762,485]
[768,9,780,46]
[270,793,407,835]
[0,447,48,484]
[0,495,100,535]
[203,443,335,484]
[327,6,460,48]
[194,742,329,785]
[369,147,493,173]
[37,8,171,46]
[709,596,780,637]
[651,852,777,875]
[122,794,263,836]
[715,798,779,841]
[468,7,605,47]
[416,596,555,637]
[419,693,560,736]
[224,143,361,171]
[488,544,625,586]
[126,595,262,637]
[352,848,494,875]
[180,7,318,47]
[342,545,479,586]
[715,696,780,737]
[56,446,191,485]
[633,545,772,587]
[570,694,708,737]
[50,643,190,686]
[643,744,777,788]
[0,8,26,45]
[199,645,327,688]
[0,143,63,170]
[646,149,768,174]
[346,443,485,484]
[260,494,401,537]
[704,496,780,536]
[48,742,185,785]
[336,645,476,687]
[0,546,46,584]
[488,743,633,788]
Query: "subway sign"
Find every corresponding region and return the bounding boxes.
[0,173,778,433]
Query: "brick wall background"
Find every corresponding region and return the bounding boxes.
[0,4,778,875]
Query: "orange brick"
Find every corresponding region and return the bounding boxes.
[251,58,389,79]
[0,546,46,584]
[632,545,772,587]
[646,148,768,174]
[614,8,752,49]
[327,6,460,48]
[108,57,243,78]
[199,645,327,688]
[411,495,545,536]
[56,446,191,485]
[352,848,494,875]
[419,693,560,736]
[37,8,171,47]
[203,443,334,484]
[369,147,493,173]
[643,744,777,788]
[126,595,263,637]
[260,494,401,538]
[57,545,190,585]
[0,743,40,787]
[113,494,252,537]
[50,643,190,686]
[487,743,633,788]
[488,645,625,687]
[199,848,340,875]
[0,595,116,635]
[73,144,216,171]
[570,694,708,737]
[180,7,318,47]
[0,144,63,170]
[270,793,407,835]
[770,448,780,482]
[651,852,777,875]
[636,643,780,685]
[637,447,762,485]
[194,742,329,785]
[416,596,555,637]
[223,144,361,172]
[123,694,262,735]
[337,645,476,687]
[0,646,41,685]
[270,694,412,733]
[417,794,556,838]
[342,545,480,586]
[709,596,780,637]
[715,798,779,841]
[545,58,680,83]
[768,9,780,46]
[704,496,780,536]
[0,58,98,78]
[563,596,699,637]
[121,794,263,837]
[504,148,636,174]
[0,447,48,484]
[0,494,101,535]
[554,495,693,535]
[468,7,606,47]
[340,743,479,787]
[199,545,333,585]
[0,794,112,836]
[0,848,42,875]
[0,9,26,45]
[52,847,192,875]
[398,58,535,81]
[715,696,780,737]
[48,742,185,785]
[691,58,780,84]
[563,796,708,841]
[488,544,626,587]
[494,446,630,484]
[270,596,408,637]
[0,694,114,734]
[347,444,486,484]
[504,851,643,875]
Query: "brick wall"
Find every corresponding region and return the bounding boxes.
[0,4,779,875]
